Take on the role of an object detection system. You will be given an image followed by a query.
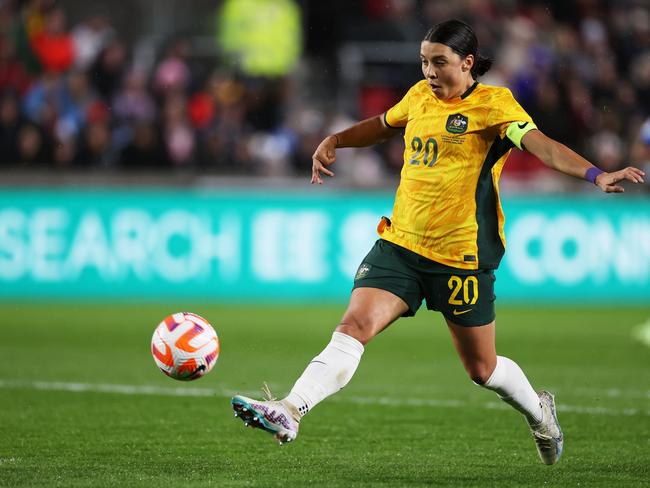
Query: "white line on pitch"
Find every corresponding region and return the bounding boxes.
[557,386,650,399]
[0,379,648,417]
[0,379,233,398]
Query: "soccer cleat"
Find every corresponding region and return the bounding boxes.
[231,393,300,445]
[528,390,564,465]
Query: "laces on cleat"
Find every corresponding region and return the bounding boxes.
[261,382,277,401]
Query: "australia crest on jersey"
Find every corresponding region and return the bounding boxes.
[355,263,372,280]
[446,113,469,134]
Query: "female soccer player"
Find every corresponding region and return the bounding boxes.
[231,20,645,464]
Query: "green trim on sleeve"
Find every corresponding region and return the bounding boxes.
[506,121,538,150]
[383,111,404,129]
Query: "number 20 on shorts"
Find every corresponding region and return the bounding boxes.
[447,275,479,305]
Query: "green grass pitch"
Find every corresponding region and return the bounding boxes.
[1,303,649,487]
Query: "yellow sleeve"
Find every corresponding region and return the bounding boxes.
[489,88,534,140]
[384,86,413,128]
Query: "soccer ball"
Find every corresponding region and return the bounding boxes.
[151,312,220,381]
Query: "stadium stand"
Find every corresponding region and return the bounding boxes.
[0,0,648,191]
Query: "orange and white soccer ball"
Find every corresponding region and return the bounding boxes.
[151,312,220,381]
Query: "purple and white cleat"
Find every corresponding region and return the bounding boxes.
[231,394,300,445]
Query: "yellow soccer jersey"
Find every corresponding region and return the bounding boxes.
[380,80,534,270]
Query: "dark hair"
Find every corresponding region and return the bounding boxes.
[423,20,493,78]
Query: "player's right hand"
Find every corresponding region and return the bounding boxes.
[311,135,337,185]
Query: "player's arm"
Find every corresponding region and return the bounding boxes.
[311,115,401,185]
[516,126,645,193]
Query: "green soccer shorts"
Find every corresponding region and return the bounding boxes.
[352,239,496,327]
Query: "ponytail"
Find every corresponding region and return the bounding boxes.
[472,54,493,78]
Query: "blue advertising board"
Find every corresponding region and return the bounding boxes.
[0,188,648,304]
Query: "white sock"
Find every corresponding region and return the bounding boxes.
[482,355,543,423]
[284,331,364,417]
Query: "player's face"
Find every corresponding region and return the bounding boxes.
[420,41,474,100]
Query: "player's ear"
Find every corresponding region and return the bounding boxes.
[462,54,474,73]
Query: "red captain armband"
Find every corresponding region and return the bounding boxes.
[585,167,604,185]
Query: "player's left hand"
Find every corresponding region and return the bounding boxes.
[595,166,645,193]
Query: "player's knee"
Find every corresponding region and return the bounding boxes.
[467,364,494,385]
[471,374,487,385]
[336,314,376,345]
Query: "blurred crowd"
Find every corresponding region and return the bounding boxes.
[0,0,648,189]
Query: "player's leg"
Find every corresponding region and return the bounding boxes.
[336,286,411,344]
[445,319,541,419]
[232,287,409,444]
[445,318,563,465]
[232,239,420,444]
[431,269,543,421]
[284,287,409,410]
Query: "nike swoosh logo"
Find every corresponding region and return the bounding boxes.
[453,309,472,316]
[517,122,528,129]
